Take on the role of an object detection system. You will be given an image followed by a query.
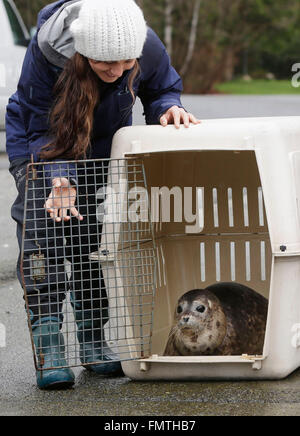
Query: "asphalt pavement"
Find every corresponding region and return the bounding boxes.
[1,95,300,416]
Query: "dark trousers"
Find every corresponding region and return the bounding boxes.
[9,159,108,327]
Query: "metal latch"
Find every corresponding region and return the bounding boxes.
[30,254,46,281]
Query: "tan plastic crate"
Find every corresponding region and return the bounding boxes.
[100,117,300,380]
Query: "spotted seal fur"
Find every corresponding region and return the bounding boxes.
[163,282,268,356]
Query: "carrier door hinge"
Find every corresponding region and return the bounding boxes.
[242,354,263,370]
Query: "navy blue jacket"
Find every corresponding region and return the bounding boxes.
[5,0,183,182]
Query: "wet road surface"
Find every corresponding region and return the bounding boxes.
[1,95,300,416]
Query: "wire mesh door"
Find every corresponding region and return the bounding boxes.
[21,158,156,371]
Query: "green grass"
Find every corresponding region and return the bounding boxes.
[215,79,300,95]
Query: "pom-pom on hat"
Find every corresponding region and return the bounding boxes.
[70,0,147,61]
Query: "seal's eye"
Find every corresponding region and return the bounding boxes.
[177,305,183,314]
[196,305,206,313]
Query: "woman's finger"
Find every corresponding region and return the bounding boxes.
[46,207,54,216]
[189,113,201,124]
[183,111,190,128]
[70,206,84,221]
[59,206,70,222]
[160,114,168,127]
[49,208,59,221]
[171,108,181,129]
[54,208,61,222]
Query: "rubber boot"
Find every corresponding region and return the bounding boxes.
[71,299,123,376]
[32,317,75,389]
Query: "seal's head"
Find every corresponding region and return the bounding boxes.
[170,289,227,355]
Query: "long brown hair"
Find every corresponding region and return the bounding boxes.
[40,53,140,160]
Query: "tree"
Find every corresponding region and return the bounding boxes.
[141,0,300,93]
[14,0,300,93]
[164,0,173,57]
[179,0,201,77]
[14,0,49,29]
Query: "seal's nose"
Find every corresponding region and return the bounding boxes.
[183,316,189,323]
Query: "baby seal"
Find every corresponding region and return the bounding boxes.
[164,282,268,356]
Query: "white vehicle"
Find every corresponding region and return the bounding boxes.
[0,0,29,151]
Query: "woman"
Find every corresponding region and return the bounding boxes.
[6,0,200,390]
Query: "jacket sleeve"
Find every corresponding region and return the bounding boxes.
[16,35,76,185]
[138,29,184,125]
[17,35,56,159]
[5,92,30,162]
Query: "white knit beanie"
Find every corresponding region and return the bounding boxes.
[70,0,147,61]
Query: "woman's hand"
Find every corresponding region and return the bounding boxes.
[160,106,201,129]
[44,177,83,222]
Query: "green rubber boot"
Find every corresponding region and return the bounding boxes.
[32,317,75,390]
[71,298,123,376]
